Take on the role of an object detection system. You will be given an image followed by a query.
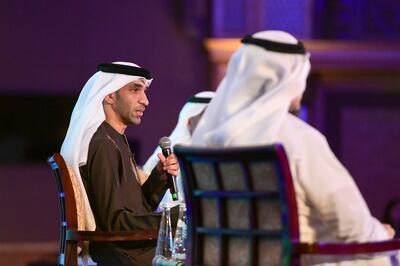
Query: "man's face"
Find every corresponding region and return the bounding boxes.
[188,109,206,135]
[113,80,149,126]
[289,94,303,116]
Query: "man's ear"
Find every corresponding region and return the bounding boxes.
[103,92,116,105]
[187,118,194,132]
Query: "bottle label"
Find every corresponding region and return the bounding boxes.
[177,220,187,238]
[173,253,186,261]
[182,225,187,239]
[177,219,185,228]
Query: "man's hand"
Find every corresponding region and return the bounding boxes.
[383,223,396,239]
[157,153,179,178]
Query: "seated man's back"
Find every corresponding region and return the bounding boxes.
[192,31,396,266]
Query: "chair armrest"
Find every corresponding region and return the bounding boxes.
[293,239,400,255]
[66,229,158,242]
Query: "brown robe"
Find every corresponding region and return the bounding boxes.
[80,121,169,266]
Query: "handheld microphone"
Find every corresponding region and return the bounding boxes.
[159,136,179,201]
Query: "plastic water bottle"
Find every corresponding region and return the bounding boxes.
[172,202,187,262]
[155,203,174,259]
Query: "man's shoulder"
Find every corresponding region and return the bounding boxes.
[280,115,332,159]
[286,114,327,142]
[90,125,107,144]
[88,125,118,154]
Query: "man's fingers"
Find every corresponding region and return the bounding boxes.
[156,153,180,174]
[165,154,179,175]
[157,153,166,162]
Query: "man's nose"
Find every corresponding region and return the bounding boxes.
[140,92,149,106]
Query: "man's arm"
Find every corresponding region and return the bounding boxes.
[84,140,165,231]
[298,131,391,242]
[141,166,169,210]
[142,153,179,209]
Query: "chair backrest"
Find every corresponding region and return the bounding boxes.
[174,144,299,266]
[47,153,83,265]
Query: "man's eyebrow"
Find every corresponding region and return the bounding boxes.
[131,82,145,89]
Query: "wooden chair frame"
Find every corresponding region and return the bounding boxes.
[47,153,158,266]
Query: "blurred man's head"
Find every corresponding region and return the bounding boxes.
[191,30,311,146]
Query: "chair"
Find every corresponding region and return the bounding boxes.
[47,153,158,266]
[174,144,400,266]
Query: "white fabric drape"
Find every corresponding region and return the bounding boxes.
[143,91,215,206]
[61,62,152,231]
[192,31,310,147]
[191,31,396,265]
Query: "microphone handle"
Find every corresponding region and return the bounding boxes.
[162,148,179,201]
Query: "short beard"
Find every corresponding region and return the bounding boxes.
[289,107,300,117]
[114,91,139,125]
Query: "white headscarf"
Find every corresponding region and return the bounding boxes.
[61,62,153,231]
[142,91,215,205]
[143,91,215,174]
[191,31,310,146]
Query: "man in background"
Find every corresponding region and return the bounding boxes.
[192,31,396,265]
[142,91,215,205]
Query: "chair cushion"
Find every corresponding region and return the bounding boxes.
[137,168,149,185]
[67,165,85,230]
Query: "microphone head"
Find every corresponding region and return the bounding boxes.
[159,136,172,149]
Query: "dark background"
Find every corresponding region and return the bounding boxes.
[0,1,399,261]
